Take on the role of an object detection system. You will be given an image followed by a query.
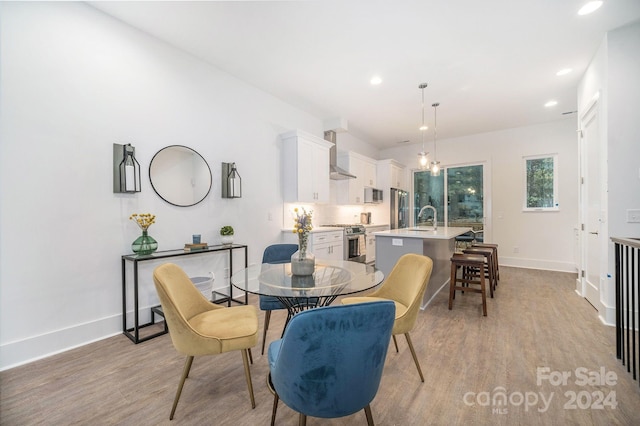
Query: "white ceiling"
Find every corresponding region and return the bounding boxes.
[89,0,640,149]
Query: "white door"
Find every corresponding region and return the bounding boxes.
[580,98,603,311]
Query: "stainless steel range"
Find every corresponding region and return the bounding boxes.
[323,224,367,263]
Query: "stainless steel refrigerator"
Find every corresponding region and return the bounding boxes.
[390,188,409,229]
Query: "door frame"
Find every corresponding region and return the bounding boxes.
[577,93,605,313]
[410,160,491,241]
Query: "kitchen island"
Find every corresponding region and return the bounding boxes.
[373,227,472,308]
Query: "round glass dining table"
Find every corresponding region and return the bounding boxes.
[231,259,384,317]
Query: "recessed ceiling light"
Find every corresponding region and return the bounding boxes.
[370,76,382,85]
[556,68,573,76]
[545,100,558,108]
[578,1,603,16]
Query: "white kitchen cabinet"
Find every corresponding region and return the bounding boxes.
[377,159,407,191]
[310,230,343,261]
[337,151,378,205]
[365,225,389,264]
[282,229,344,261]
[281,129,333,203]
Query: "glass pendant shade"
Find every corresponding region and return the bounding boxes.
[431,161,441,176]
[418,152,430,170]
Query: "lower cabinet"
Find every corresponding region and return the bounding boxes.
[365,225,390,264]
[311,231,343,261]
[283,230,344,261]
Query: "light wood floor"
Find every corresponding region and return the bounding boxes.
[2,267,640,425]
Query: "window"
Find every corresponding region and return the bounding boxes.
[524,154,558,211]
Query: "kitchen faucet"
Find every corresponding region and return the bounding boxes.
[417,205,437,231]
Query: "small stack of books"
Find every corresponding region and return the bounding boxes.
[184,243,208,252]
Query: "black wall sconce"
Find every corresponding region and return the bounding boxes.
[113,143,141,193]
[221,162,242,198]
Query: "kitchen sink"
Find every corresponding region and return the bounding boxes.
[410,227,437,232]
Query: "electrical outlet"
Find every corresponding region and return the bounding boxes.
[224,268,229,279]
[627,209,640,223]
[513,246,520,253]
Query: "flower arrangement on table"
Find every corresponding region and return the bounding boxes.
[129,213,158,255]
[129,213,156,231]
[292,207,313,258]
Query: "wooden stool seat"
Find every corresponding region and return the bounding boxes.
[449,253,488,316]
[472,243,499,281]
[463,247,498,295]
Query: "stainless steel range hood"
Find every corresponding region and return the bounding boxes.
[324,130,356,180]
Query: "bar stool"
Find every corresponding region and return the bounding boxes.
[449,253,488,316]
[472,243,500,281]
[463,247,497,296]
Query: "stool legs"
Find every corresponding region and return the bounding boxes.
[449,254,488,316]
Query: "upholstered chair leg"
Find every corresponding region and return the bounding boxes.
[261,310,272,355]
[248,348,253,365]
[364,404,375,425]
[392,335,399,353]
[270,392,279,426]
[298,413,307,426]
[404,333,424,382]
[241,349,256,408]
[170,355,194,420]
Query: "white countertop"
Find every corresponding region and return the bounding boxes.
[373,226,472,240]
[281,226,342,234]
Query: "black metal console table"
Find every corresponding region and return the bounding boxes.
[121,244,248,344]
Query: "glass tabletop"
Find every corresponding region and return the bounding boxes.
[231,259,384,299]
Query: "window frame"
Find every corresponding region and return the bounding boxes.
[523,153,559,212]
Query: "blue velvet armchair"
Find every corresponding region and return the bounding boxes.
[260,243,298,354]
[268,300,395,425]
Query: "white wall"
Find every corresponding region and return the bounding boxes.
[607,22,640,239]
[578,21,640,325]
[0,2,332,370]
[379,118,579,272]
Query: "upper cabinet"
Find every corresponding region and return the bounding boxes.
[336,151,378,205]
[281,130,333,203]
[377,159,407,191]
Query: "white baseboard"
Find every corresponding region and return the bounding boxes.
[500,256,577,273]
[0,314,122,371]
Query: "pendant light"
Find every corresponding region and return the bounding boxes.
[431,102,441,176]
[417,83,430,170]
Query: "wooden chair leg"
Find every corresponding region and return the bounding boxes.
[270,391,279,426]
[298,413,307,426]
[392,335,399,352]
[170,355,194,420]
[364,404,375,425]
[241,349,256,408]
[261,310,272,355]
[449,262,457,309]
[480,273,487,317]
[404,332,424,382]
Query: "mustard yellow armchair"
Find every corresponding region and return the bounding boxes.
[342,253,433,382]
[153,263,258,420]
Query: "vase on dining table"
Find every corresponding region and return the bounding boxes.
[291,232,315,276]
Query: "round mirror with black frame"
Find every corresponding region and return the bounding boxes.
[149,145,212,207]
